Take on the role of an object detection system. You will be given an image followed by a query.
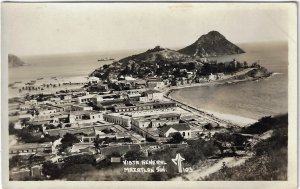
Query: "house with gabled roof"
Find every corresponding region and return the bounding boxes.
[159,123,191,139]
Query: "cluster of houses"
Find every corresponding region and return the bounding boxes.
[88,65,226,92]
[9,60,232,180]
[9,78,200,180]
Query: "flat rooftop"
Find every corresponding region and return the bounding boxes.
[69,110,102,115]
[132,113,180,121]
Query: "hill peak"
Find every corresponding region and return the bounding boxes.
[200,31,225,40]
[146,46,166,53]
[178,31,245,57]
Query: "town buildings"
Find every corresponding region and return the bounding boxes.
[8,60,233,181]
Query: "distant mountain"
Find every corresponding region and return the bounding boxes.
[178,31,245,57]
[118,46,192,65]
[8,54,26,68]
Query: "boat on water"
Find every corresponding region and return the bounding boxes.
[98,57,114,61]
[26,80,36,85]
[37,77,44,80]
[8,83,15,87]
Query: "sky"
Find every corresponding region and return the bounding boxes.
[2,3,294,56]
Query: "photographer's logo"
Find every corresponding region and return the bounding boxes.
[172,153,193,173]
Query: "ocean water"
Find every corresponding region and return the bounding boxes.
[170,41,288,120]
[8,50,138,97]
[9,50,138,83]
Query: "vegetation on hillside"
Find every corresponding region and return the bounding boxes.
[204,114,288,180]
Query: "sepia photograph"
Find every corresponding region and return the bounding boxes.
[1,2,297,188]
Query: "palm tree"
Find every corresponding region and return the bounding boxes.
[94,134,101,154]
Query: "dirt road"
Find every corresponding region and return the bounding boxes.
[170,129,274,181]
[170,156,250,181]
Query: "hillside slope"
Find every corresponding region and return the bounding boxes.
[8,54,26,68]
[118,46,191,65]
[178,31,245,57]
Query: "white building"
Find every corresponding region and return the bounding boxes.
[39,109,57,117]
[147,81,165,90]
[208,73,217,81]
[216,73,225,80]
[124,76,136,81]
[139,90,163,102]
[24,100,38,106]
[72,104,93,111]
[77,94,95,104]
[103,113,132,128]
[69,110,103,124]
[14,121,23,130]
[132,113,181,128]
[93,94,120,103]
[159,123,191,139]
[88,76,100,84]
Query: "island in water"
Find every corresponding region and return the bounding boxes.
[8,54,28,68]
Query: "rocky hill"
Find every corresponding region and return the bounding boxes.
[178,31,245,57]
[117,46,192,65]
[8,54,26,68]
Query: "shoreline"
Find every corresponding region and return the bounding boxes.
[8,75,88,98]
[165,93,257,127]
[164,72,272,96]
[163,74,273,126]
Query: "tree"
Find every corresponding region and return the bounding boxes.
[169,132,184,143]
[27,124,43,132]
[42,161,61,179]
[103,64,109,69]
[217,63,225,73]
[179,139,217,165]
[200,63,212,76]
[187,62,196,71]
[9,155,23,169]
[204,123,213,130]
[63,154,95,167]
[124,150,144,161]
[214,132,235,142]
[17,129,40,143]
[58,133,80,153]
[9,121,17,135]
[236,62,242,70]
[94,134,101,154]
[29,155,45,165]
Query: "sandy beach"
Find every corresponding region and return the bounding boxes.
[166,93,257,127]
[203,110,257,126]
